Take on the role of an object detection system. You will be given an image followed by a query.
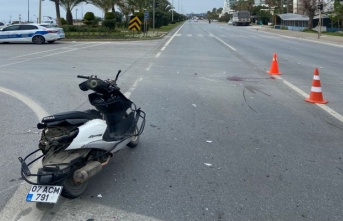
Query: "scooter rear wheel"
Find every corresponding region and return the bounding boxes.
[61,175,89,199]
[127,126,139,148]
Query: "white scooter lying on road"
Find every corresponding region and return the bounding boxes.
[19,70,145,204]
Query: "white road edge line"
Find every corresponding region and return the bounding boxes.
[274,75,343,123]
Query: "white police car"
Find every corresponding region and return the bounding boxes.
[0,24,65,44]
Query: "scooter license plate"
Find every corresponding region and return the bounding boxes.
[26,185,63,203]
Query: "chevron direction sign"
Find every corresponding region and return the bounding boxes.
[129,16,142,31]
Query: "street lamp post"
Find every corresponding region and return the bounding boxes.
[153,0,155,32]
[39,0,42,23]
[172,0,174,22]
[76,9,78,21]
[28,0,30,22]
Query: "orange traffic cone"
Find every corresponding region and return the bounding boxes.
[267,53,281,75]
[305,68,327,104]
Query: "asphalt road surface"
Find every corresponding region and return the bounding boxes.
[1,20,343,221]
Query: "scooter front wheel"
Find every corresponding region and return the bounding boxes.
[127,126,139,148]
[61,175,89,199]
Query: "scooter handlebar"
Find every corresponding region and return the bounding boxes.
[77,75,90,79]
[77,72,120,94]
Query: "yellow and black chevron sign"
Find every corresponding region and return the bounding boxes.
[129,16,142,31]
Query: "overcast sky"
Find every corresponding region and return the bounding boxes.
[0,0,225,24]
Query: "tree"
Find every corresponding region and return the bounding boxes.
[218,12,230,22]
[230,0,254,13]
[253,6,273,24]
[59,0,87,25]
[207,8,222,20]
[83,11,96,25]
[50,0,62,27]
[117,2,132,25]
[301,0,318,29]
[88,0,123,14]
[333,0,343,28]
[102,12,116,29]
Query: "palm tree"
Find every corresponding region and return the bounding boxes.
[88,0,123,14]
[117,1,133,23]
[59,0,87,25]
[50,0,62,27]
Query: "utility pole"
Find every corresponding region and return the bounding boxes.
[39,0,42,23]
[172,0,174,22]
[153,0,155,32]
[28,0,30,22]
[317,3,323,39]
[318,7,321,38]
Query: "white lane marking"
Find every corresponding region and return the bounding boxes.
[146,63,153,71]
[0,87,48,221]
[155,52,161,58]
[208,32,236,51]
[0,87,48,119]
[124,78,143,98]
[160,22,186,52]
[0,42,109,68]
[274,75,343,123]
[187,34,192,37]
[9,43,95,59]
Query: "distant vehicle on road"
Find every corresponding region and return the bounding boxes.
[0,24,65,44]
[40,16,57,26]
[228,19,233,25]
[232,10,251,26]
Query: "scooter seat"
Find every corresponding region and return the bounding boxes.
[41,110,102,124]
